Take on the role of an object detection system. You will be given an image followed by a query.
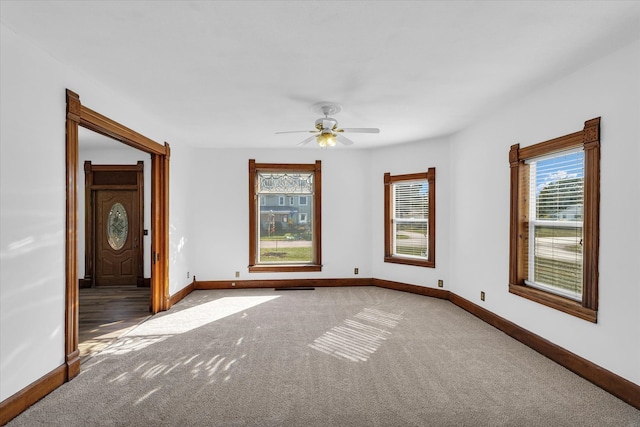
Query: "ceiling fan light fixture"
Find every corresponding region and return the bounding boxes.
[317,132,336,148]
[276,102,379,147]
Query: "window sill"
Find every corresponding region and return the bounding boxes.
[384,256,435,268]
[249,264,322,273]
[509,283,597,323]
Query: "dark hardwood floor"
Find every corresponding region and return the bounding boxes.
[79,286,151,362]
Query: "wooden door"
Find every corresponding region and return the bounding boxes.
[84,161,145,288]
[95,189,140,286]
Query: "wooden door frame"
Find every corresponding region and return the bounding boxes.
[65,89,170,380]
[84,161,145,288]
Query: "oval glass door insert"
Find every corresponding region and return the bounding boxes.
[107,202,129,250]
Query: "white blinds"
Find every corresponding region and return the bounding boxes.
[394,181,429,219]
[527,149,584,300]
[529,149,584,221]
[393,180,429,258]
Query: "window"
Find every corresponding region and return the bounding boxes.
[249,160,322,272]
[384,168,435,268]
[509,118,600,322]
[299,196,308,206]
[289,196,295,205]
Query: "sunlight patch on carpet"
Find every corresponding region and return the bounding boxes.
[134,387,161,406]
[309,307,403,362]
[101,295,280,355]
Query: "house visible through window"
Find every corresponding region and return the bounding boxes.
[384,168,436,268]
[248,160,322,272]
[509,117,600,322]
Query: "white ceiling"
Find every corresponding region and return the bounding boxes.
[2,1,639,149]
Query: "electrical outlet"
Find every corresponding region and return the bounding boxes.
[235,271,240,278]
[480,291,485,301]
[231,282,236,287]
[438,279,443,287]
[354,267,359,275]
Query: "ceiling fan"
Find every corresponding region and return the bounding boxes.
[276,102,380,147]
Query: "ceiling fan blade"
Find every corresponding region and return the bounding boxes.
[338,127,380,133]
[335,133,354,146]
[275,130,315,134]
[297,135,317,146]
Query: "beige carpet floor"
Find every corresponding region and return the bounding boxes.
[8,286,640,426]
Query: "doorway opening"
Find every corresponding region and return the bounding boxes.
[65,89,170,379]
[78,161,150,361]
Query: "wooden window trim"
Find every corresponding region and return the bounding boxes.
[508,118,600,322]
[248,160,322,273]
[384,168,436,268]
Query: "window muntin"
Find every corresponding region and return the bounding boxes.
[384,169,435,268]
[249,160,321,272]
[508,117,600,323]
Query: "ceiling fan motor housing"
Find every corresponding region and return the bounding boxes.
[315,117,338,131]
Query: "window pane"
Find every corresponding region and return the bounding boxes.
[394,220,428,257]
[258,193,313,263]
[528,149,584,300]
[394,181,429,219]
[257,171,313,193]
[532,150,584,220]
[533,225,583,298]
[393,180,429,259]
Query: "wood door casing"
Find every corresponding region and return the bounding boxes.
[95,189,140,286]
[65,90,169,388]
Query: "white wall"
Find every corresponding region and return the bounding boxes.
[0,24,193,401]
[189,148,372,281]
[167,142,193,295]
[370,137,451,288]
[449,39,640,384]
[0,23,66,404]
